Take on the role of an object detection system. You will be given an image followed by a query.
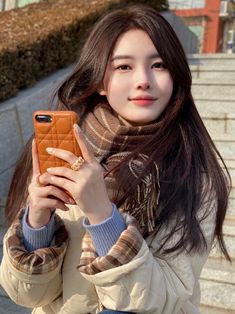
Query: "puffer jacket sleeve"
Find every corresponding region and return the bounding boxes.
[0,209,68,308]
[78,198,217,313]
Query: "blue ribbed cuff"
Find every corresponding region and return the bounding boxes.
[21,206,56,252]
[83,204,126,256]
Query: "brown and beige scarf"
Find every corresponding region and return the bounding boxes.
[80,102,160,234]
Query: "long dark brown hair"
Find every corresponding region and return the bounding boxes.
[5,5,231,260]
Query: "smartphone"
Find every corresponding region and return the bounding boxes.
[33,110,82,174]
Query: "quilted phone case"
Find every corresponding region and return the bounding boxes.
[33,110,82,174]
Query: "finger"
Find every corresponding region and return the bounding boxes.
[37,198,70,211]
[32,139,41,181]
[42,185,75,204]
[28,180,75,205]
[46,175,76,195]
[38,172,55,186]
[33,173,76,204]
[39,172,69,189]
[46,167,78,182]
[46,147,77,165]
[73,124,96,163]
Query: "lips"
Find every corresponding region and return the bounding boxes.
[129,95,157,106]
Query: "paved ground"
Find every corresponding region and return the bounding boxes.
[0,289,31,314]
[0,248,31,313]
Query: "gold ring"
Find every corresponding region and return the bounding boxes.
[71,156,85,171]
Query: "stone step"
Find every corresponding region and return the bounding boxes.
[199,279,235,311]
[230,187,235,199]
[210,135,235,143]
[195,99,235,115]
[226,199,235,221]
[223,224,235,237]
[188,53,235,66]
[229,170,235,187]
[200,111,235,120]
[225,218,235,227]
[200,304,235,314]
[191,79,235,101]
[225,185,235,219]
[223,160,235,171]
[209,235,235,261]
[226,218,235,226]
[223,167,235,187]
[212,141,235,162]
[205,129,234,146]
[196,131,235,166]
[191,65,235,80]
[205,255,234,273]
[201,115,235,137]
[216,160,235,180]
[206,225,235,267]
[201,267,235,286]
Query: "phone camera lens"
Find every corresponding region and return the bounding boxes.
[35,115,52,123]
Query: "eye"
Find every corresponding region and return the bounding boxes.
[115,64,131,71]
[152,62,166,69]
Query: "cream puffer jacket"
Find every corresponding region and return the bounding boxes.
[0,197,216,314]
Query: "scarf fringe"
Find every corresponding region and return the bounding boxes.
[126,154,160,233]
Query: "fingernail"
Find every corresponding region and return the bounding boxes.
[47,168,52,172]
[46,147,53,153]
[69,197,75,204]
[73,124,81,133]
[51,176,55,181]
[65,199,70,204]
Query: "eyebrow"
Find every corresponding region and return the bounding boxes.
[111,53,160,61]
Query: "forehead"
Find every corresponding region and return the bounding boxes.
[111,29,159,58]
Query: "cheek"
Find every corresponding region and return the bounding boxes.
[158,75,173,96]
[107,76,130,96]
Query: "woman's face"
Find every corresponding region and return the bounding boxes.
[100,29,173,126]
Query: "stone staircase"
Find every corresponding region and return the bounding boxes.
[189,53,235,314]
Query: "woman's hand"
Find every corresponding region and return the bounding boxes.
[28,139,75,229]
[40,124,113,224]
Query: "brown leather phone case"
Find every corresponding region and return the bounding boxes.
[33,110,82,174]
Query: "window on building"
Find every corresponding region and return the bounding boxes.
[0,0,4,11]
[0,0,41,11]
[17,0,40,8]
[169,0,205,9]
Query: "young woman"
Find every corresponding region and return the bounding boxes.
[0,4,231,314]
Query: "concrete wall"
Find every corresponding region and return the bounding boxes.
[0,12,198,225]
[0,66,73,225]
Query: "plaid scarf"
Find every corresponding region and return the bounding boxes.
[80,102,160,234]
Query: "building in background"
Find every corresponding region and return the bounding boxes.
[169,0,235,53]
[1,0,234,53]
[0,0,40,11]
[220,0,235,52]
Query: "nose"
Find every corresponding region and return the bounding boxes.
[136,81,150,90]
[135,68,151,90]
